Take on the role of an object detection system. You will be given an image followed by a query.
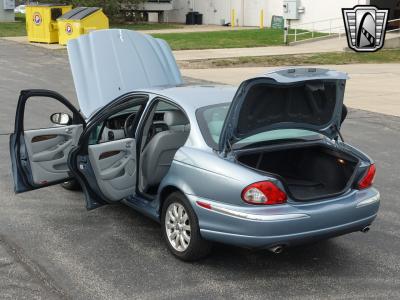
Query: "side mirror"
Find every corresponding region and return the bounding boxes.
[50,113,72,125]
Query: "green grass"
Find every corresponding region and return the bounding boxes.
[153,28,327,50]
[0,13,26,37]
[1,13,324,51]
[186,50,400,68]
[111,22,183,31]
[152,28,286,50]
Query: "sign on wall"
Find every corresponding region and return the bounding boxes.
[3,0,15,10]
[271,15,284,29]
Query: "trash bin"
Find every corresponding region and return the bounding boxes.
[195,13,203,25]
[57,7,109,45]
[26,4,72,43]
[186,12,198,25]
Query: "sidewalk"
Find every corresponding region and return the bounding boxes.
[139,24,256,34]
[174,37,347,61]
[181,63,400,117]
[2,32,348,58]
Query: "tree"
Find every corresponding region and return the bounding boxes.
[32,0,146,22]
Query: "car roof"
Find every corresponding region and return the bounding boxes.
[146,85,237,112]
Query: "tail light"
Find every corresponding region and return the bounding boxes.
[241,181,287,205]
[358,164,376,189]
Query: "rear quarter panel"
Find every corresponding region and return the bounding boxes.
[159,146,277,206]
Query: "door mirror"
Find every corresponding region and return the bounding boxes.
[50,113,72,125]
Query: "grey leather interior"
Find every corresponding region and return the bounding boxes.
[23,125,83,185]
[88,138,136,201]
[141,110,189,191]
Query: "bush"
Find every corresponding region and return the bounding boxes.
[34,0,145,22]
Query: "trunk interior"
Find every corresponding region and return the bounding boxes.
[236,143,359,201]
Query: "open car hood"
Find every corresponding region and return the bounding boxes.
[219,68,349,152]
[67,29,183,117]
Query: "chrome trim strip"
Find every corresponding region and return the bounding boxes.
[196,203,309,222]
[356,192,380,208]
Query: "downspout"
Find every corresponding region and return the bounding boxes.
[241,0,244,26]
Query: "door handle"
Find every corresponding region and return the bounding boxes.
[32,139,73,162]
[99,156,131,180]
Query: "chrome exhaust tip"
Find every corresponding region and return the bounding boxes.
[361,226,370,233]
[269,245,285,254]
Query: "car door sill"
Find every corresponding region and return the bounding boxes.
[122,196,160,222]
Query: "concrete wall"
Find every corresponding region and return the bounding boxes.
[165,0,371,30]
[0,0,15,22]
[289,0,369,32]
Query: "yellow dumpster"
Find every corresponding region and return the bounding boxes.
[26,4,72,44]
[57,7,109,45]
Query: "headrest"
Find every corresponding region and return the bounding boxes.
[164,110,188,127]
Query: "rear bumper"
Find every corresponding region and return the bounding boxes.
[187,188,380,248]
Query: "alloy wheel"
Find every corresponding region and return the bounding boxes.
[165,202,191,252]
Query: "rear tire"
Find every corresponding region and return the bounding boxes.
[161,192,212,261]
[61,179,81,191]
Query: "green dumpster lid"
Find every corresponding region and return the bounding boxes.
[58,7,100,20]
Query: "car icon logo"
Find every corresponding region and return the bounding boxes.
[342,5,389,52]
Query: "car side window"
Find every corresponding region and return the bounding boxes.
[139,99,190,152]
[88,104,143,145]
[24,96,77,131]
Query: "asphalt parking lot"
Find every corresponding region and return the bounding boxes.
[0,39,399,300]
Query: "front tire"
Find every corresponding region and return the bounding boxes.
[161,192,212,261]
[61,179,81,191]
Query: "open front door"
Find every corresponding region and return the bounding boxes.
[10,90,85,193]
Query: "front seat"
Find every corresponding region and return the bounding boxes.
[141,110,190,191]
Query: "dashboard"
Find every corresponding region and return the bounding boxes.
[105,112,166,130]
[106,113,131,130]
[97,112,168,143]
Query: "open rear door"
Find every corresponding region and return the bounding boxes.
[10,90,85,193]
[65,94,148,210]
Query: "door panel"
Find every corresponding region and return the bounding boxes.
[23,125,83,185]
[88,138,136,201]
[10,89,86,193]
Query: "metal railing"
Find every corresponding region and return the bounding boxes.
[387,18,400,33]
[284,18,345,45]
[285,17,400,45]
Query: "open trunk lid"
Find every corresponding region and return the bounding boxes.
[219,68,349,153]
[67,29,183,117]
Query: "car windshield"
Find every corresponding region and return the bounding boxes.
[196,103,321,149]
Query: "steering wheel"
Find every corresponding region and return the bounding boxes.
[124,113,137,138]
